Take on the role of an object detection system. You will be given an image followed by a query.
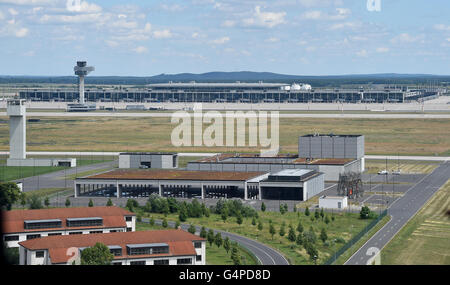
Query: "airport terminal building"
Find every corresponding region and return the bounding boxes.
[74,169,325,201]
[19,82,438,103]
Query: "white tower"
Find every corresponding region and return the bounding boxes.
[74,61,94,104]
[7,99,26,160]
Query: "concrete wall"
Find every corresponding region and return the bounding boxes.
[319,196,348,209]
[187,162,348,181]
[298,135,365,159]
[119,154,177,169]
[303,173,325,200]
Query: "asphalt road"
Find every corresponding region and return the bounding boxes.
[143,218,290,265]
[345,162,450,265]
[1,111,449,119]
[14,160,117,192]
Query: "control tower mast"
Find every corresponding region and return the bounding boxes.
[74,61,94,104]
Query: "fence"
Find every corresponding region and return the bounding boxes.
[324,209,388,265]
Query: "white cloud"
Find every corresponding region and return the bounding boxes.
[329,21,360,30]
[376,47,389,53]
[210,36,230,45]
[23,50,35,56]
[243,6,286,28]
[266,37,280,43]
[356,49,368,57]
[132,46,148,54]
[434,24,450,31]
[221,20,236,28]
[8,8,19,16]
[390,33,424,44]
[160,4,184,12]
[0,17,29,38]
[0,0,56,5]
[301,8,350,20]
[153,29,172,39]
[65,0,102,13]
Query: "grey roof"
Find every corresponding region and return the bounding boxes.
[271,169,313,177]
[66,217,103,222]
[24,219,62,224]
[147,83,289,88]
[126,243,168,248]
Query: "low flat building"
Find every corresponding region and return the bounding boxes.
[187,153,358,181]
[119,152,178,169]
[319,195,348,209]
[259,169,325,201]
[18,229,206,265]
[2,206,135,248]
[74,168,324,201]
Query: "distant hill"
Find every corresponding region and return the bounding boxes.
[0,72,449,87]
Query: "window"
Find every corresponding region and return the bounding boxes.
[125,216,132,222]
[194,242,202,249]
[196,255,202,262]
[48,233,62,236]
[110,248,122,256]
[4,235,19,241]
[69,232,82,235]
[110,229,122,233]
[26,234,41,240]
[89,230,103,234]
[127,227,132,232]
[24,220,62,230]
[36,251,45,258]
[154,259,169,265]
[177,258,192,265]
[66,218,103,228]
[130,261,146,265]
[112,262,122,265]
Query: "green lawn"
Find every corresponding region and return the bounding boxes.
[136,221,259,265]
[0,116,449,155]
[365,159,440,175]
[139,210,380,265]
[381,180,450,265]
[0,159,114,182]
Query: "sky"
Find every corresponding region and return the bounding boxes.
[0,0,449,76]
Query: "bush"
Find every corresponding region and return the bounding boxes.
[261,202,266,212]
[106,198,113,207]
[288,226,296,242]
[88,199,94,207]
[305,207,310,216]
[188,224,196,234]
[28,194,43,210]
[65,198,71,207]
[162,218,168,228]
[335,237,346,243]
[126,199,139,212]
[200,226,207,238]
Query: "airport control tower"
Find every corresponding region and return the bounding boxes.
[74,61,94,104]
[7,99,26,160]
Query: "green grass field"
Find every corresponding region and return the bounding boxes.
[0,116,449,156]
[136,221,259,265]
[381,180,450,265]
[0,158,114,182]
[139,210,380,265]
[365,159,440,174]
